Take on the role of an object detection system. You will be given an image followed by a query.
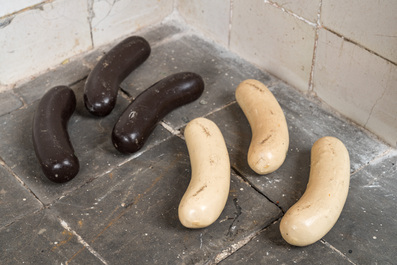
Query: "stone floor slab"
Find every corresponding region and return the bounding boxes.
[0,165,42,228]
[0,91,23,117]
[0,20,395,264]
[322,151,397,265]
[121,34,274,129]
[0,80,172,205]
[219,220,353,265]
[0,209,102,265]
[204,83,390,210]
[52,136,282,264]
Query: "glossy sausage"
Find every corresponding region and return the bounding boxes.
[84,36,151,116]
[112,72,204,153]
[32,86,79,183]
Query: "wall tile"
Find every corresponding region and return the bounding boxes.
[0,0,92,90]
[322,0,397,64]
[313,29,397,146]
[268,0,320,23]
[230,0,316,92]
[91,0,174,47]
[0,0,43,17]
[177,0,230,47]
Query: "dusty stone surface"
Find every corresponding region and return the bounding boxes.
[0,21,395,264]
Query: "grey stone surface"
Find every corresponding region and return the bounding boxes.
[12,22,182,106]
[0,165,42,228]
[121,34,274,129]
[0,209,103,264]
[14,58,93,105]
[0,21,395,264]
[0,91,23,117]
[52,136,282,264]
[0,80,172,205]
[204,83,390,210]
[219,220,353,265]
[323,151,397,265]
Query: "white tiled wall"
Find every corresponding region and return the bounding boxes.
[0,0,92,89]
[313,29,397,144]
[229,0,316,92]
[0,0,43,17]
[177,0,397,147]
[91,0,173,47]
[322,0,397,64]
[1,0,396,146]
[177,0,231,46]
[0,0,174,90]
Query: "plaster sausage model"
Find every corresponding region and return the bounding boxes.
[235,79,289,175]
[178,117,230,229]
[280,136,350,246]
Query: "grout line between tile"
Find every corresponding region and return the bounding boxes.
[308,0,323,92]
[212,230,259,264]
[0,157,44,207]
[160,121,183,138]
[87,0,95,49]
[323,27,397,67]
[213,216,283,264]
[202,100,237,120]
[0,0,53,20]
[58,218,109,265]
[320,239,357,265]
[231,167,285,214]
[351,147,394,177]
[227,0,234,48]
[0,208,44,231]
[263,0,317,27]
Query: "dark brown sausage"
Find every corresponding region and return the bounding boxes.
[112,72,205,153]
[84,36,151,117]
[32,86,79,183]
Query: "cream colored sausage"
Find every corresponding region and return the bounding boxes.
[178,117,230,229]
[235,79,289,174]
[280,136,350,246]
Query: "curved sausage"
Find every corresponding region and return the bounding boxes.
[279,136,350,246]
[32,86,79,183]
[112,72,204,153]
[84,36,151,116]
[235,79,289,175]
[178,117,230,228]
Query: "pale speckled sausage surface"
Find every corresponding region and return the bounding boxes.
[280,136,350,246]
[178,117,230,229]
[235,79,289,175]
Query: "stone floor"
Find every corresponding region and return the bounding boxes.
[0,21,396,265]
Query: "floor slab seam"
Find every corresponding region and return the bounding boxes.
[0,207,44,231]
[115,133,175,169]
[212,230,263,264]
[350,147,395,177]
[57,216,109,265]
[319,239,357,265]
[213,217,284,264]
[0,157,44,207]
[160,121,183,138]
[231,166,285,214]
